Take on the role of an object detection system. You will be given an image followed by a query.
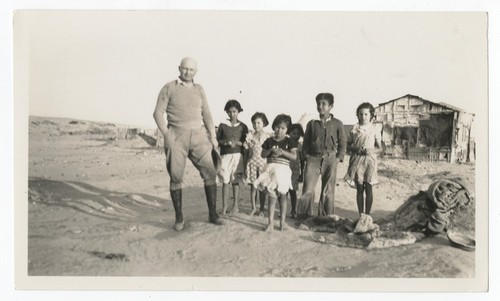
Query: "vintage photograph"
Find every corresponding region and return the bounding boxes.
[13,10,488,291]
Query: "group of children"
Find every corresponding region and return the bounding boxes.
[215,93,381,232]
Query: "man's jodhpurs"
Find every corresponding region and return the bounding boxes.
[164,126,217,191]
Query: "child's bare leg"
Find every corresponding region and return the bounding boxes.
[221,183,229,215]
[364,183,373,215]
[265,196,277,232]
[356,182,365,216]
[289,190,297,218]
[279,193,288,231]
[258,191,266,217]
[249,186,257,216]
[230,183,240,214]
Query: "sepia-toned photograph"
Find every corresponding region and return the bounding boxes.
[10,7,491,295]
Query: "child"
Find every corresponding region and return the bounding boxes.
[254,114,297,232]
[297,93,346,217]
[217,99,249,215]
[344,102,382,216]
[287,123,305,218]
[243,112,270,216]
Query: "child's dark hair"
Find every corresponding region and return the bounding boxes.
[288,123,304,137]
[356,102,376,121]
[271,114,292,129]
[224,99,243,112]
[251,112,269,127]
[315,93,334,106]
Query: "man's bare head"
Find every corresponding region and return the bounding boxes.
[178,57,198,82]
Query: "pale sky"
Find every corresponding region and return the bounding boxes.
[23,11,487,128]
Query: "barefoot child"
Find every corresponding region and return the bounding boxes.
[243,112,270,216]
[254,114,297,231]
[287,123,305,218]
[344,102,382,216]
[217,100,249,214]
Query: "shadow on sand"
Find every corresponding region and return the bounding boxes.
[28,177,173,228]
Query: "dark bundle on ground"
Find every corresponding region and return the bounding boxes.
[377,178,474,235]
[448,196,475,233]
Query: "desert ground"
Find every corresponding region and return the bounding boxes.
[27,116,476,278]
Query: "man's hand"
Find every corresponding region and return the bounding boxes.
[211,137,219,149]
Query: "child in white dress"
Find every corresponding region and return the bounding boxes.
[254,114,298,231]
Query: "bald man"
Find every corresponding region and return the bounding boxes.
[153,57,224,231]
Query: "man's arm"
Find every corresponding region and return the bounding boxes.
[153,84,169,136]
[199,86,218,148]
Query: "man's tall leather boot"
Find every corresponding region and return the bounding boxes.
[170,189,184,231]
[204,185,225,225]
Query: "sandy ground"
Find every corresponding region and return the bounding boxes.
[27,116,476,277]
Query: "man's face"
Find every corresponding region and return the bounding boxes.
[178,60,197,82]
[317,99,333,115]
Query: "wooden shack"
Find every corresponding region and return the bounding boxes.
[374,94,475,163]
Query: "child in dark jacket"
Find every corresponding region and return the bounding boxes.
[297,93,346,217]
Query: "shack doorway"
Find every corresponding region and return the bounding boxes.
[418,113,453,147]
[393,126,418,159]
[394,127,418,147]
